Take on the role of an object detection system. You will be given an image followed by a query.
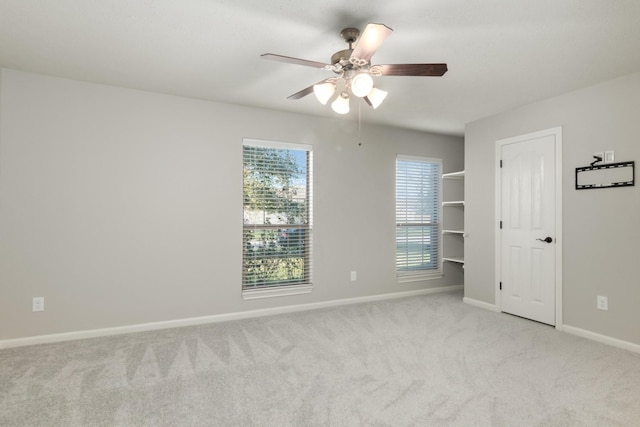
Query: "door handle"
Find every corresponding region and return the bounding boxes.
[536,237,553,243]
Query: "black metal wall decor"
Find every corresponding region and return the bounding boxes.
[575,160,635,190]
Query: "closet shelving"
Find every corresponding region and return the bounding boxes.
[442,170,465,265]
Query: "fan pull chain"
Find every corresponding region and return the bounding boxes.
[358,102,363,147]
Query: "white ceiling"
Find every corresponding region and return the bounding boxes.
[1,0,639,136]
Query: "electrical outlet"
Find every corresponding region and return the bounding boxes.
[350,271,357,281]
[32,297,44,312]
[597,296,608,311]
[604,150,615,163]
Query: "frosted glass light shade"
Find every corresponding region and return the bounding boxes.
[331,92,350,114]
[351,73,374,97]
[313,82,336,105]
[366,87,388,109]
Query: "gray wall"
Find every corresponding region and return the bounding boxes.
[0,69,464,341]
[465,72,640,345]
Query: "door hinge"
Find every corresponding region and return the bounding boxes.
[500,282,502,290]
[499,221,502,229]
[500,160,503,168]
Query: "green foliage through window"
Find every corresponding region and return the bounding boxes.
[242,141,312,289]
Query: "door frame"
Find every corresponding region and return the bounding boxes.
[494,127,563,329]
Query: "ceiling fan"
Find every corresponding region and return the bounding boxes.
[261,23,448,114]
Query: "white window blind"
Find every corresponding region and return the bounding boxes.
[242,139,312,292]
[396,155,442,277]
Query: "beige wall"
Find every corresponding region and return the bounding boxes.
[0,69,464,341]
[465,72,640,345]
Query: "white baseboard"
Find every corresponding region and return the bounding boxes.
[462,296,500,312]
[0,285,463,349]
[461,298,640,354]
[562,324,640,354]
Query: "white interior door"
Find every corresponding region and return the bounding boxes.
[500,131,557,325]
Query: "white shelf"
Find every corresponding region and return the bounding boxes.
[442,170,464,269]
[442,170,465,179]
[442,201,465,207]
[443,229,466,235]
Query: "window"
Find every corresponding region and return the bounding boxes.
[395,155,442,280]
[242,139,312,299]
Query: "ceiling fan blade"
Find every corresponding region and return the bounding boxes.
[350,23,393,63]
[287,85,315,100]
[377,63,448,76]
[261,53,329,69]
[287,79,333,100]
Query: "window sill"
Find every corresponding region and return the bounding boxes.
[242,284,313,300]
[397,272,444,284]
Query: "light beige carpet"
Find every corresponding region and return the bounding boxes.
[2,290,639,426]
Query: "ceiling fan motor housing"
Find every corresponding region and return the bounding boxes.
[331,27,363,71]
[331,49,354,69]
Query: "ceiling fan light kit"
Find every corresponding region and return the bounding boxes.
[312,81,336,105]
[350,72,374,97]
[331,92,351,115]
[365,87,388,109]
[261,23,447,115]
